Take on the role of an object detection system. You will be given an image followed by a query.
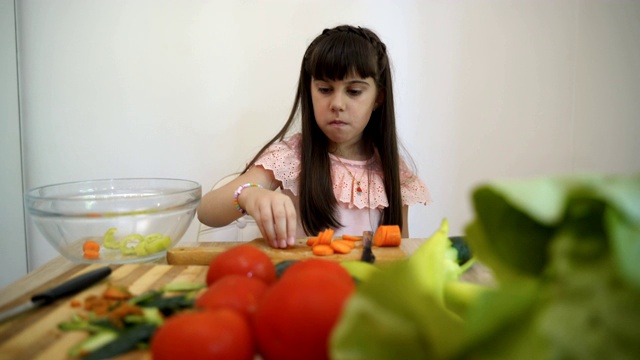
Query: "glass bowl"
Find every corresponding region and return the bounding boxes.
[25,178,201,264]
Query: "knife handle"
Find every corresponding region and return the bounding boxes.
[31,266,112,305]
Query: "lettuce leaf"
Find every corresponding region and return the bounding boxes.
[463,173,640,359]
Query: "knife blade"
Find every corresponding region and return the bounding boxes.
[0,266,112,323]
[361,230,376,264]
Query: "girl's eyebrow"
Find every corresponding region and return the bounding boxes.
[312,78,371,86]
[345,79,371,86]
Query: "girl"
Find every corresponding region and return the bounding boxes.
[197,25,429,248]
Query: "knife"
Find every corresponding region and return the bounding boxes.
[0,266,112,323]
[361,230,376,264]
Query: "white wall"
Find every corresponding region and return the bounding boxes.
[0,0,28,288]
[14,0,640,271]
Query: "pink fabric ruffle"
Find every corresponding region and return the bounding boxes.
[254,133,430,209]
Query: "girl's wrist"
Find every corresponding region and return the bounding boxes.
[233,183,263,215]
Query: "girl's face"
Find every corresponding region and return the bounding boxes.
[311,76,379,156]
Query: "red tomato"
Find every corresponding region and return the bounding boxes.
[150,308,254,360]
[207,244,277,286]
[253,270,355,360]
[196,274,269,318]
[281,258,353,286]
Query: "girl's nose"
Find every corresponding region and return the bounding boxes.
[330,94,345,112]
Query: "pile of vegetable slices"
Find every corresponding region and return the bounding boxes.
[81,228,172,260]
[59,282,204,359]
[307,225,402,256]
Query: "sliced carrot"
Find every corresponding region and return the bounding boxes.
[341,234,362,241]
[333,239,356,249]
[70,299,82,308]
[306,236,319,246]
[383,225,402,247]
[83,249,100,259]
[330,241,352,254]
[103,285,133,300]
[83,240,101,252]
[312,244,334,256]
[373,226,388,247]
[374,225,402,247]
[317,229,334,245]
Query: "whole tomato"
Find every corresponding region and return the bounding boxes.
[196,274,269,318]
[207,244,277,286]
[280,258,354,286]
[150,308,254,360]
[253,264,355,360]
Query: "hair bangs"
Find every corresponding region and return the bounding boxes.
[306,32,378,82]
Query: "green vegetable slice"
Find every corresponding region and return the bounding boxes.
[102,228,119,250]
[82,323,157,360]
[143,233,171,254]
[119,234,144,256]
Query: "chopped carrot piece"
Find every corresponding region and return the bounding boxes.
[373,226,387,247]
[83,240,101,252]
[333,239,356,249]
[82,240,101,259]
[306,236,319,246]
[330,241,352,254]
[383,225,402,247]
[341,234,362,241]
[374,225,402,247]
[317,229,334,245]
[103,285,133,300]
[312,244,334,256]
[70,299,82,308]
[83,249,100,259]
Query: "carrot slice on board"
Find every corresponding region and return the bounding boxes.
[374,225,402,247]
[317,229,334,245]
[373,226,388,247]
[306,236,319,246]
[383,225,402,246]
[330,241,352,254]
[103,285,133,300]
[341,234,362,241]
[312,244,334,256]
[333,239,356,249]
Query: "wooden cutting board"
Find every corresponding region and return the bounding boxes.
[166,238,408,266]
[0,264,208,360]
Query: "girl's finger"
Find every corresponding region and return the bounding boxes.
[254,208,278,248]
[285,201,297,246]
[271,201,290,248]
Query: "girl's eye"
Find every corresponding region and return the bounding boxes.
[347,89,363,96]
[317,87,331,94]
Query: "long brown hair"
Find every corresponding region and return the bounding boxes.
[243,25,403,235]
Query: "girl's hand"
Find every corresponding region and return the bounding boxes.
[238,187,297,249]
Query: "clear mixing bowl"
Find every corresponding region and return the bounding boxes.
[25,178,201,264]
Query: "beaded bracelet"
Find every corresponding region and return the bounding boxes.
[233,183,263,215]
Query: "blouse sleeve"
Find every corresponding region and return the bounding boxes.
[399,159,431,206]
[254,133,302,195]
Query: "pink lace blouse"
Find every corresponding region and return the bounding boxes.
[254,133,430,237]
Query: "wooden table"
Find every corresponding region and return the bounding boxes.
[0,239,492,359]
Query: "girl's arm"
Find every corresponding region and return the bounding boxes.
[401,205,409,238]
[197,165,297,248]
